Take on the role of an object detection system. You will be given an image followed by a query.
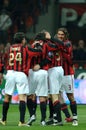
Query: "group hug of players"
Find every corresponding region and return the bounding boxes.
[0,28,78,127]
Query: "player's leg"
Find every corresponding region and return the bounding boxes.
[59,92,73,122]
[67,93,78,126]
[27,94,37,117]
[16,71,29,126]
[46,95,53,125]
[51,94,63,125]
[0,70,15,125]
[35,69,48,126]
[26,69,41,125]
[47,67,64,126]
[0,94,11,125]
[64,75,78,126]
[48,97,53,119]
[27,94,36,125]
[39,96,47,126]
[18,94,26,123]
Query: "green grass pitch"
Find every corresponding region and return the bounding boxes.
[0,104,86,130]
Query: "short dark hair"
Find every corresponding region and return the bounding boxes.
[14,32,25,43]
[34,32,46,40]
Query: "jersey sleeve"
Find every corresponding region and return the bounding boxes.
[27,46,42,57]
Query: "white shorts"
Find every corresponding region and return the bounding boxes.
[60,75,74,93]
[28,69,48,96]
[48,66,64,94]
[5,70,29,95]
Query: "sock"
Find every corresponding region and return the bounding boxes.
[53,100,62,122]
[27,98,34,117]
[33,98,37,116]
[2,101,9,121]
[19,101,26,123]
[70,101,77,117]
[40,101,47,121]
[61,103,71,118]
[48,98,53,119]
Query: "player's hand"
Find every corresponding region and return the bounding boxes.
[0,73,3,85]
[33,64,41,71]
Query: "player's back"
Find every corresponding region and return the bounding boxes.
[7,44,28,74]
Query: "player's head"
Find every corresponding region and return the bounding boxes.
[56,27,69,41]
[41,29,51,39]
[34,32,46,41]
[34,29,51,40]
[13,32,26,44]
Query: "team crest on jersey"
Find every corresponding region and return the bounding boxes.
[48,51,54,58]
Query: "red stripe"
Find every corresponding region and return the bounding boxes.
[14,50,17,70]
[53,100,60,106]
[61,106,67,110]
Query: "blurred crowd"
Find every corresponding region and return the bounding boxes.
[0,0,50,44]
[73,39,86,69]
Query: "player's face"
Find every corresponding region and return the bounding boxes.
[57,31,65,42]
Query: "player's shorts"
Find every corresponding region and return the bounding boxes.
[28,69,48,96]
[60,75,74,93]
[48,66,64,94]
[5,70,29,95]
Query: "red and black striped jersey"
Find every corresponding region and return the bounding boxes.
[30,55,42,68]
[62,40,74,75]
[40,40,63,69]
[30,41,43,68]
[6,44,42,75]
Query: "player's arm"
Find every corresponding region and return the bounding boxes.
[27,46,42,56]
[62,44,73,64]
[50,37,64,45]
[50,38,72,51]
